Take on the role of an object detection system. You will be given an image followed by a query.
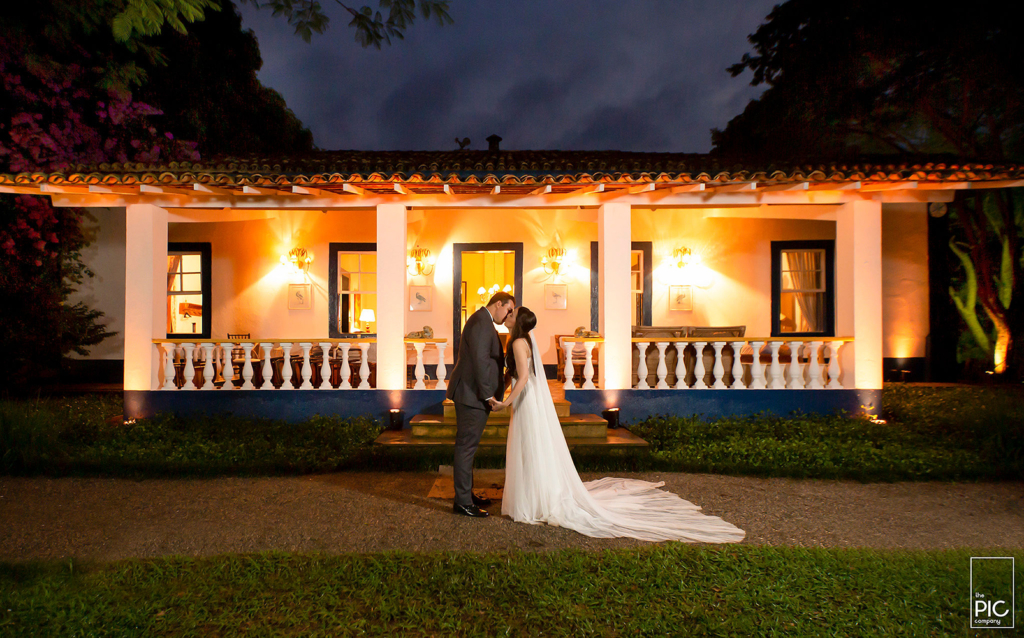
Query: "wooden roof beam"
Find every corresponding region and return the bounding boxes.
[859,181,918,192]
[40,184,91,194]
[342,183,367,196]
[393,183,409,195]
[627,183,656,194]
[490,185,501,195]
[668,183,706,194]
[808,181,862,191]
[0,185,42,195]
[707,182,758,192]
[759,181,809,192]
[530,184,553,196]
[194,183,236,196]
[140,184,193,196]
[242,185,297,196]
[87,185,138,195]
[567,183,605,195]
[968,179,1024,190]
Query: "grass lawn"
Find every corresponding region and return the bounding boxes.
[1,385,1021,481]
[1,547,1019,637]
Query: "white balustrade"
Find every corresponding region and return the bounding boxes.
[298,342,315,390]
[635,342,650,389]
[561,339,575,390]
[654,342,670,389]
[582,340,597,389]
[786,342,805,389]
[827,341,844,389]
[748,342,767,389]
[357,342,371,389]
[767,341,785,389]
[182,343,197,390]
[711,342,727,389]
[162,344,177,390]
[279,343,293,390]
[435,343,447,390]
[693,342,709,389]
[674,343,688,389]
[319,342,333,390]
[201,343,216,390]
[807,340,824,389]
[412,342,427,389]
[260,343,274,389]
[218,343,233,390]
[730,342,745,389]
[241,343,255,390]
[338,343,352,389]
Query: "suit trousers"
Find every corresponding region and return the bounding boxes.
[453,401,489,507]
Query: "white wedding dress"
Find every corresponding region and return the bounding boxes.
[501,335,746,543]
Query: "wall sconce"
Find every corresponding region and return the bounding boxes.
[672,247,697,269]
[407,246,435,277]
[478,284,512,303]
[542,247,568,275]
[280,247,314,274]
[666,247,712,288]
[359,308,375,332]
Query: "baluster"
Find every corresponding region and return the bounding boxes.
[582,341,597,389]
[338,343,352,389]
[260,342,275,389]
[240,343,255,389]
[674,342,688,389]
[413,342,426,389]
[767,341,785,389]
[298,342,314,389]
[319,342,333,389]
[748,341,766,389]
[219,343,234,389]
[279,343,293,390]
[635,342,650,389]
[200,343,216,389]
[711,342,728,388]
[827,340,844,388]
[435,342,447,390]
[162,343,177,390]
[654,342,669,389]
[730,341,746,389]
[806,341,824,389]
[562,338,575,389]
[181,343,197,390]
[358,342,371,389]
[786,341,805,389]
[693,342,708,389]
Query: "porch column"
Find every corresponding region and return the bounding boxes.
[598,203,632,389]
[836,200,883,389]
[376,203,407,390]
[124,204,168,391]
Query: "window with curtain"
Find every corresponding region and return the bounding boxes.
[631,249,644,327]
[167,244,210,338]
[771,240,834,337]
[337,252,377,334]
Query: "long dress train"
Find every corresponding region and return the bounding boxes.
[501,335,745,543]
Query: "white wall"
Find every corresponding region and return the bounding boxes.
[881,203,929,359]
[69,208,126,360]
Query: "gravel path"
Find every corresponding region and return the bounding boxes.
[1,472,1022,562]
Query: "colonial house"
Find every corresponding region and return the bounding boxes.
[3,150,1021,442]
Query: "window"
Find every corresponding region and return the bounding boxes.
[631,249,644,327]
[329,243,376,337]
[771,240,834,337]
[167,243,211,338]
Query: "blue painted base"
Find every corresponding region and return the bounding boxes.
[124,390,447,428]
[564,389,883,424]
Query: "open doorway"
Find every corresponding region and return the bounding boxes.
[452,242,523,359]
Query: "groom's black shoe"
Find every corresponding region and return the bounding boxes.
[453,503,489,518]
[471,493,492,507]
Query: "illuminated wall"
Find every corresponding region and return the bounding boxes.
[880,203,929,359]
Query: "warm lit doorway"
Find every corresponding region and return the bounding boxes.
[452,242,523,359]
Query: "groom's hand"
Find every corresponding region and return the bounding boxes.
[487,397,501,409]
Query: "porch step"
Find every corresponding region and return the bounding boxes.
[375,427,649,449]
[442,398,571,421]
[411,413,607,439]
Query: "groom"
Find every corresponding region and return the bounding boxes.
[446,291,515,517]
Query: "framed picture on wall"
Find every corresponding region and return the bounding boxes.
[409,285,432,311]
[669,285,693,311]
[288,283,312,310]
[544,283,568,310]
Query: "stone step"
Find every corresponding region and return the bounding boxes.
[411,413,606,439]
[375,428,649,449]
[442,398,570,421]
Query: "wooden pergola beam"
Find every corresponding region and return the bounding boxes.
[707,182,758,192]
[859,181,918,191]
[530,184,553,196]
[194,183,235,196]
[668,183,707,194]
[808,181,862,191]
[627,183,656,194]
[88,185,139,195]
[343,183,367,196]
[759,181,809,192]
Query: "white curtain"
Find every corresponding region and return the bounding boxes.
[167,255,182,334]
[782,251,820,332]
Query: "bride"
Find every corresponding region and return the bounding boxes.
[490,307,745,543]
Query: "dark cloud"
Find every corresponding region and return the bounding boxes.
[237,1,776,152]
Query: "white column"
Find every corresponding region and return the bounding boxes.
[435,342,447,390]
[598,203,632,390]
[124,204,168,391]
[376,203,407,390]
[837,200,883,389]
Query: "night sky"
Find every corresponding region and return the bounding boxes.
[237,1,778,153]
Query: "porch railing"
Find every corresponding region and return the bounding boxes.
[630,338,853,389]
[154,338,442,390]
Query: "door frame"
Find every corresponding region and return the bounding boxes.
[452,242,524,360]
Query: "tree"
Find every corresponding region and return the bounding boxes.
[715,0,1024,380]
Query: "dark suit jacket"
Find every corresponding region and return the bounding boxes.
[446,307,504,410]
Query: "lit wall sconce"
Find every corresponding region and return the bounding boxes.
[542,247,568,275]
[359,308,375,332]
[478,284,512,303]
[666,246,712,288]
[672,247,697,269]
[280,247,314,274]
[407,246,435,277]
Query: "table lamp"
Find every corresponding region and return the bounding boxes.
[359,308,375,333]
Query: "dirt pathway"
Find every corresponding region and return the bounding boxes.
[1,472,1021,562]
